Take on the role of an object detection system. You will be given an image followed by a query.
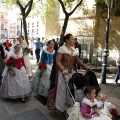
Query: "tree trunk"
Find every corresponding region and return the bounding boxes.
[22,17,28,45]
[60,15,69,42]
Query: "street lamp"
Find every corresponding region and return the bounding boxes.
[101,0,112,84]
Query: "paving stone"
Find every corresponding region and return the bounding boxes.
[3,95,38,115]
[0,108,48,120]
[0,100,9,116]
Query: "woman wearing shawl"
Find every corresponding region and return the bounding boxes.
[31,39,55,97]
[47,34,90,113]
[18,35,32,80]
[0,42,31,102]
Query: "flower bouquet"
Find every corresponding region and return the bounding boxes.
[39,63,47,77]
[23,47,30,55]
[6,57,16,76]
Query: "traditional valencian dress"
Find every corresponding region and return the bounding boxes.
[1,43,31,99]
[31,46,55,97]
[53,44,88,112]
[21,41,32,78]
[81,97,111,120]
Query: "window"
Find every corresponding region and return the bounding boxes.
[37,29,39,34]
[28,23,30,28]
[1,15,4,19]
[1,24,4,30]
[32,29,34,32]
[37,21,39,27]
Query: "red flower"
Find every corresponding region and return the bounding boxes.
[39,63,47,77]
[39,63,47,69]
[5,57,16,76]
[6,59,12,65]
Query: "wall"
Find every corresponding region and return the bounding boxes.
[94,4,120,66]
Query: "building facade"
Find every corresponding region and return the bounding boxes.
[26,15,45,39]
[0,9,19,41]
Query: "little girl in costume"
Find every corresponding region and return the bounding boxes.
[81,86,111,120]
[95,86,120,120]
[1,42,31,102]
[31,40,55,97]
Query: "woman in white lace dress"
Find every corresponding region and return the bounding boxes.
[18,35,32,80]
[1,42,31,102]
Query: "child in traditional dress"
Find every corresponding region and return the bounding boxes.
[1,42,31,102]
[95,86,120,120]
[81,86,112,120]
[31,40,55,97]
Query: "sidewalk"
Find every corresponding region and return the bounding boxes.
[0,59,119,120]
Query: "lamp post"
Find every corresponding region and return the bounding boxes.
[101,0,112,84]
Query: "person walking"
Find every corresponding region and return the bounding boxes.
[1,42,31,102]
[18,35,33,80]
[47,34,91,113]
[33,38,41,63]
[31,39,55,98]
[114,50,120,84]
[74,38,81,71]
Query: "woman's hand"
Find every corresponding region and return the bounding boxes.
[87,68,92,71]
[63,70,69,75]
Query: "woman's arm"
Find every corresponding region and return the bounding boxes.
[56,52,66,72]
[75,56,89,71]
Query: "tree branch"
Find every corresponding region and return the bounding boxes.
[25,1,30,9]
[16,0,24,14]
[25,0,33,17]
[58,0,68,15]
[69,0,83,15]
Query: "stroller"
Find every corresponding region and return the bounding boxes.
[62,71,99,120]
[67,71,99,104]
[63,71,117,120]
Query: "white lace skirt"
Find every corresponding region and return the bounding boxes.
[1,66,31,99]
[55,70,75,112]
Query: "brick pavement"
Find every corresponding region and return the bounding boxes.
[100,83,120,112]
